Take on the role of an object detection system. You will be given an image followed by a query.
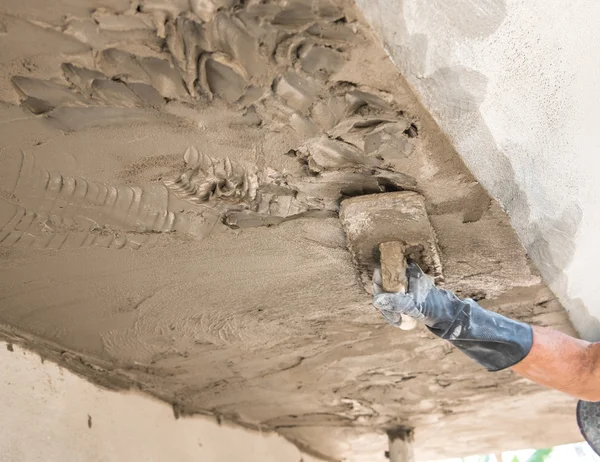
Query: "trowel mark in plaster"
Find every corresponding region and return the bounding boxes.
[0,100,421,249]
[9,0,420,158]
[164,135,418,231]
[0,149,188,250]
[166,146,260,206]
[165,146,328,228]
[10,4,359,121]
[7,0,424,238]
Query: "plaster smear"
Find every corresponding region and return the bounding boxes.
[0,0,583,460]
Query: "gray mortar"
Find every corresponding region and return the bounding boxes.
[0,0,582,460]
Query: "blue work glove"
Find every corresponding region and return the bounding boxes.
[372,263,533,371]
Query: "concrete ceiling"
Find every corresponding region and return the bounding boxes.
[0,0,582,460]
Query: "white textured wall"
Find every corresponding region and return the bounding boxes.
[355,0,600,340]
[0,342,321,462]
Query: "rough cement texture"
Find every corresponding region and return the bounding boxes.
[0,342,323,462]
[0,0,584,460]
[354,0,600,341]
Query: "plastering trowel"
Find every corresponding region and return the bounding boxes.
[339,191,443,330]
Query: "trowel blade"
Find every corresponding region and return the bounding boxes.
[339,191,443,293]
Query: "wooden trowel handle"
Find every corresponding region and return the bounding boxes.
[379,242,418,331]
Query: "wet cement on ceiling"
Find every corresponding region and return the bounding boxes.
[0,0,582,460]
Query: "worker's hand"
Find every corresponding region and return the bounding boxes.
[372,262,534,372]
[372,262,466,334]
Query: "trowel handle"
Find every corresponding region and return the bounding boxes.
[379,241,418,331]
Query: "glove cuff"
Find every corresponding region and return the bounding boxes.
[428,299,533,371]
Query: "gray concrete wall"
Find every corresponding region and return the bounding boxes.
[355,0,600,340]
[0,342,322,462]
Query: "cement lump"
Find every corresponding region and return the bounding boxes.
[0,0,582,460]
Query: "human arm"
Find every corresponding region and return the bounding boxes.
[511,326,600,402]
[373,263,600,400]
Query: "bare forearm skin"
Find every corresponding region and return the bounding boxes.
[511,326,600,402]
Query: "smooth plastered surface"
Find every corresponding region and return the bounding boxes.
[0,0,583,460]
